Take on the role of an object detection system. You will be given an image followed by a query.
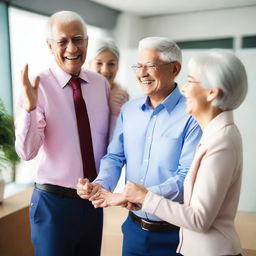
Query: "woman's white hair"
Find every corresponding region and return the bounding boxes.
[138,37,182,64]
[86,37,119,64]
[45,11,87,39]
[188,49,248,110]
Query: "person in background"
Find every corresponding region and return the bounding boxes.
[123,49,247,256]
[87,38,129,136]
[77,37,202,256]
[15,11,110,256]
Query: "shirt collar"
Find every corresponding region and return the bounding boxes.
[50,63,89,88]
[141,84,182,114]
[199,111,234,146]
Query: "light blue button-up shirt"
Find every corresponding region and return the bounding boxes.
[95,86,202,220]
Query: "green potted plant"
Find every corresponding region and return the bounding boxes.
[0,99,20,202]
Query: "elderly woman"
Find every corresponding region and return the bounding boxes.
[122,50,247,256]
[87,38,129,135]
[122,49,247,255]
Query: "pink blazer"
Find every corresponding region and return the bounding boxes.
[142,111,243,256]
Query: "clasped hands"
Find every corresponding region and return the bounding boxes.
[76,178,148,211]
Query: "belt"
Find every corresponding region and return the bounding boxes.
[35,183,81,199]
[129,211,179,232]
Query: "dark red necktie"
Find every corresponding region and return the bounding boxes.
[69,77,97,181]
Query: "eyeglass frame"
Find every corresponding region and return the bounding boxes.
[131,61,176,73]
[49,35,88,48]
[186,75,201,84]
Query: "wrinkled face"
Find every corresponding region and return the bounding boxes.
[181,67,210,117]
[135,48,180,106]
[47,18,88,76]
[89,50,118,86]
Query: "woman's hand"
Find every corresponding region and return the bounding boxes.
[109,88,129,116]
[90,188,127,208]
[123,181,148,205]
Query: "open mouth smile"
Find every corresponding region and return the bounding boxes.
[141,80,154,85]
[65,55,81,60]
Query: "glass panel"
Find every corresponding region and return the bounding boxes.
[177,38,233,49]
[242,35,256,48]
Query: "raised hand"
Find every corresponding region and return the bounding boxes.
[109,89,128,116]
[76,178,102,199]
[21,64,40,112]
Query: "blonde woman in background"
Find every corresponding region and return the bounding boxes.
[87,38,129,136]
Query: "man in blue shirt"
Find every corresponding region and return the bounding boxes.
[77,37,202,256]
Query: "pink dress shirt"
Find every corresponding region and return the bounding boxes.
[15,64,110,189]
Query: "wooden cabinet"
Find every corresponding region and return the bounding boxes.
[0,188,33,256]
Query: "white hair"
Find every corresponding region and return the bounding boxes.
[138,37,182,64]
[87,38,119,63]
[45,11,87,39]
[188,49,248,110]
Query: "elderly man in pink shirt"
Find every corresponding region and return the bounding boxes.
[15,11,110,256]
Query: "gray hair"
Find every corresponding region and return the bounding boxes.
[188,49,248,110]
[45,11,87,39]
[138,37,182,64]
[87,38,119,62]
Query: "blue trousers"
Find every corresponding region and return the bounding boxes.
[122,214,181,256]
[30,188,103,256]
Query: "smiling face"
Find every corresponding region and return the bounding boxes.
[181,67,212,119]
[136,48,180,107]
[47,18,87,76]
[89,50,118,86]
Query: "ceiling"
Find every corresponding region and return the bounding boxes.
[90,0,256,17]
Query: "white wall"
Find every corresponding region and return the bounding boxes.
[235,49,256,212]
[114,6,256,95]
[112,7,256,212]
[113,13,145,97]
[142,6,256,45]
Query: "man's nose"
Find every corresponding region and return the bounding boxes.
[138,66,149,76]
[66,40,78,52]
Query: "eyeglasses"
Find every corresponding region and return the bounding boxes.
[186,78,200,84]
[50,35,88,48]
[131,62,174,73]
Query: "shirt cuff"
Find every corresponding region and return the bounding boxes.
[147,184,161,196]
[93,179,110,191]
[16,108,37,135]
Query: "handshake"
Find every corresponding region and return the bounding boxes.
[76,178,148,211]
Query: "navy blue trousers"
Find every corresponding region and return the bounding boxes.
[30,188,103,256]
[122,214,182,256]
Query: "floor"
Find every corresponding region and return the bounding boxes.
[101,206,127,256]
[243,250,256,256]
[101,207,256,256]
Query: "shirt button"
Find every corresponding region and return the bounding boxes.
[147,136,151,140]
[144,159,148,162]
[153,115,156,118]
[140,179,144,182]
